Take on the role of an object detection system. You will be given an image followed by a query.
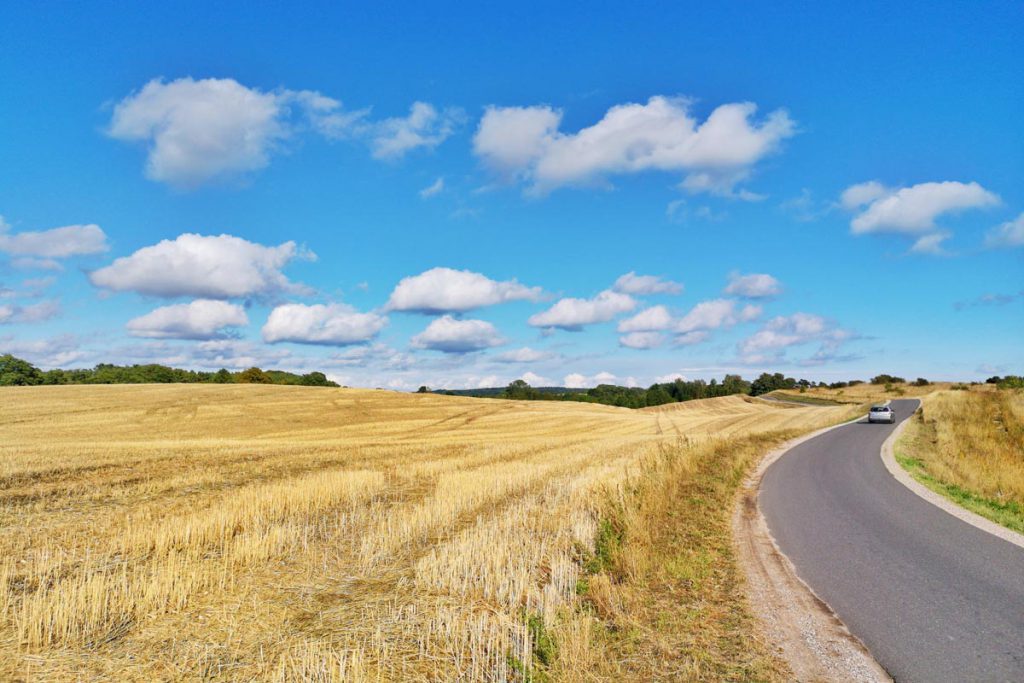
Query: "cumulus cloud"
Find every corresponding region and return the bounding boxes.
[262,303,387,346]
[419,177,445,198]
[369,102,463,160]
[0,219,108,266]
[89,233,312,299]
[0,334,88,367]
[528,290,636,330]
[410,315,504,353]
[841,180,999,253]
[0,299,61,324]
[675,299,760,333]
[617,305,673,332]
[519,371,550,385]
[126,300,248,340]
[724,272,782,298]
[909,231,952,255]
[108,77,457,188]
[473,96,795,196]
[564,371,617,388]
[737,312,856,365]
[984,213,1024,249]
[619,331,665,349]
[386,267,542,313]
[674,330,711,346]
[494,346,557,363]
[109,78,326,187]
[654,372,688,383]
[612,271,683,295]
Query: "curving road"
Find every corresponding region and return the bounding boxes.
[760,399,1024,682]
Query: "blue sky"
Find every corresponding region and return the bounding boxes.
[1,1,1021,388]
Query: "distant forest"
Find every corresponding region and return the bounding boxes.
[0,354,338,387]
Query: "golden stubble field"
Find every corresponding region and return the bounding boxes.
[0,384,857,681]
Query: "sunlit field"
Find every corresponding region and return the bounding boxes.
[1,385,860,681]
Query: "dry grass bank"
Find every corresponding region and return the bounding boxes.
[774,381,951,405]
[897,387,1024,532]
[0,385,858,681]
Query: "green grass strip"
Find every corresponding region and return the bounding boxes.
[895,452,1024,535]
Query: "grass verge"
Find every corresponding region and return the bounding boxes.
[551,433,801,681]
[896,389,1024,535]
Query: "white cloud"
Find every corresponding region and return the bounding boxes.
[675,298,759,333]
[126,299,248,340]
[843,180,999,235]
[386,267,542,313]
[89,233,312,299]
[612,271,683,295]
[473,96,795,197]
[0,334,88,368]
[909,231,952,255]
[619,331,665,349]
[564,371,617,388]
[984,213,1024,249]
[674,330,711,346]
[0,299,60,324]
[0,222,108,259]
[10,258,63,271]
[617,305,673,332]
[369,102,462,160]
[494,346,556,363]
[724,272,782,298]
[473,105,562,179]
[262,303,387,346]
[737,312,856,365]
[419,177,445,198]
[839,181,889,210]
[108,77,457,187]
[654,372,688,383]
[528,289,636,330]
[519,371,550,385]
[109,78,324,188]
[410,315,504,353]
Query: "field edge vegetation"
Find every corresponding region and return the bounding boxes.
[896,388,1024,534]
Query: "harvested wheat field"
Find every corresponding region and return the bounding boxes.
[0,384,862,681]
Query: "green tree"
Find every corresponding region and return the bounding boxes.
[0,354,44,386]
[299,371,334,387]
[645,384,673,407]
[238,367,271,384]
[211,368,234,383]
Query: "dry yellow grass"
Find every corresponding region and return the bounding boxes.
[774,381,952,405]
[0,384,860,681]
[897,387,1024,532]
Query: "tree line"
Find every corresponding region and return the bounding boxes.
[424,372,878,409]
[0,354,338,387]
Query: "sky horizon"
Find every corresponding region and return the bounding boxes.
[1,2,1021,389]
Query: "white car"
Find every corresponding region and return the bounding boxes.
[868,404,895,424]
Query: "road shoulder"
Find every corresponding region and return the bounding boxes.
[733,422,891,683]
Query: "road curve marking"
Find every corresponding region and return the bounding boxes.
[880,399,1024,551]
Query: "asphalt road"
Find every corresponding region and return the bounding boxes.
[760,399,1024,682]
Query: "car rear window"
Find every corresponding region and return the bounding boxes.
[871,406,889,412]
